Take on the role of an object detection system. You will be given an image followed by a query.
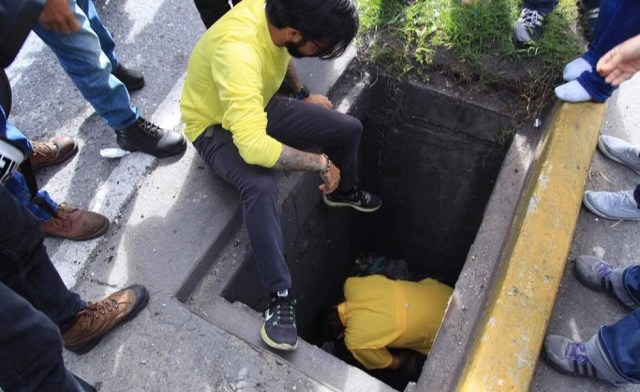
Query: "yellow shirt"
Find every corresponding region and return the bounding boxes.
[337,275,452,370]
[180,0,289,167]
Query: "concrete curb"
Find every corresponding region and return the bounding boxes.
[457,101,606,391]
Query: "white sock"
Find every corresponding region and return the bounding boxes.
[555,80,592,102]
[562,57,591,81]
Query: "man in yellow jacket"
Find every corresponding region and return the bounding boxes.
[181,0,381,351]
[320,275,452,370]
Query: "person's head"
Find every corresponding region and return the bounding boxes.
[265,0,358,59]
[317,307,345,342]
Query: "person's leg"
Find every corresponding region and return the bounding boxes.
[193,128,290,293]
[193,0,240,29]
[574,0,640,101]
[264,95,362,192]
[0,282,84,392]
[593,309,640,383]
[4,171,58,222]
[76,0,117,67]
[32,0,138,130]
[193,128,297,350]
[0,185,84,331]
[522,0,558,14]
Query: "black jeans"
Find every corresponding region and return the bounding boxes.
[193,95,362,292]
[193,0,240,28]
[0,186,85,392]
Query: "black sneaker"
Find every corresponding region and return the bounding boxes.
[116,117,186,158]
[323,187,382,212]
[260,290,298,351]
[112,63,145,92]
[581,7,599,42]
[512,8,546,47]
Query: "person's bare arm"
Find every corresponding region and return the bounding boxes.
[273,145,340,194]
[597,34,640,86]
[385,351,413,370]
[39,0,80,34]
[283,62,333,109]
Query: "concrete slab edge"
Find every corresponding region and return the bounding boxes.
[456,101,606,391]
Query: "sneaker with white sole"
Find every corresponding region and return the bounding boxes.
[323,187,382,212]
[598,135,640,175]
[583,190,640,220]
[260,289,298,351]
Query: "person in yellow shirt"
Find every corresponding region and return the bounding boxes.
[180,0,382,351]
[319,275,452,370]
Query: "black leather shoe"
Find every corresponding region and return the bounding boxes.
[112,63,145,92]
[116,117,186,158]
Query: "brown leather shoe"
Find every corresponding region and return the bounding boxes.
[28,135,78,170]
[41,203,109,241]
[62,285,149,354]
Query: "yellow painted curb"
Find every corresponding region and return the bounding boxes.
[456,101,606,391]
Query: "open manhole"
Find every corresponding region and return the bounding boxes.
[180,69,525,391]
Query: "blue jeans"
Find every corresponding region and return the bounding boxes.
[33,0,139,130]
[193,95,362,293]
[577,0,640,102]
[523,0,558,14]
[592,265,640,383]
[0,186,85,391]
[4,171,58,222]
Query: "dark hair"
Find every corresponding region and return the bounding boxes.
[317,307,345,342]
[265,0,358,60]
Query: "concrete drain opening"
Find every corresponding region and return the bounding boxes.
[206,75,512,391]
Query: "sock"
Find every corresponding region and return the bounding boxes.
[276,289,289,297]
[555,80,593,103]
[563,57,591,81]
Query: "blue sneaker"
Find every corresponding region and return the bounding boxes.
[583,190,640,221]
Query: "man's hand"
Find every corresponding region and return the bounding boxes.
[319,163,340,194]
[304,94,333,109]
[597,34,640,86]
[39,0,80,34]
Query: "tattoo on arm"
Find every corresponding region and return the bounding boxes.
[273,145,325,171]
[282,61,303,93]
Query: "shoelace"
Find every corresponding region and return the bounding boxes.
[597,262,614,292]
[565,341,599,378]
[356,189,371,203]
[30,141,56,157]
[520,8,543,28]
[49,203,75,226]
[138,118,162,138]
[77,298,120,325]
[270,296,296,326]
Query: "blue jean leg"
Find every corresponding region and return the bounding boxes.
[77,0,118,67]
[33,0,138,130]
[4,171,58,222]
[0,282,83,392]
[577,0,640,102]
[595,265,640,383]
[522,0,558,14]
[0,186,85,331]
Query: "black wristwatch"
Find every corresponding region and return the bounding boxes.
[292,85,310,100]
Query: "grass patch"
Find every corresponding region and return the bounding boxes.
[356,0,583,127]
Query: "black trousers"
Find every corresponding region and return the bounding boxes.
[0,186,85,392]
[193,0,241,28]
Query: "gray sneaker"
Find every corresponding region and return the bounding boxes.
[574,255,614,293]
[598,135,640,175]
[544,335,600,380]
[583,190,640,220]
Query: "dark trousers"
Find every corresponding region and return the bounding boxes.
[193,0,240,29]
[599,266,640,383]
[578,0,640,101]
[0,186,85,391]
[193,95,362,293]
